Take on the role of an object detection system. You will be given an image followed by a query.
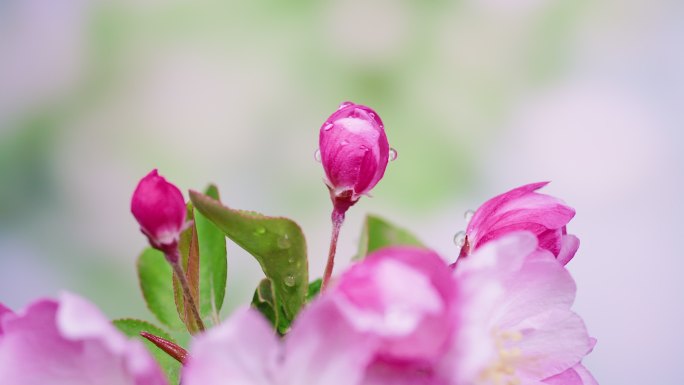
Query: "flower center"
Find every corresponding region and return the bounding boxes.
[480,329,523,385]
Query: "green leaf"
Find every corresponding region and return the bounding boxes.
[356,214,425,260]
[306,278,322,302]
[194,185,228,320]
[189,190,308,328]
[137,248,185,330]
[113,318,180,385]
[251,278,278,330]
[173,204,201,333]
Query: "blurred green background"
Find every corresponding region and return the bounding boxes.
[1,0,682,384]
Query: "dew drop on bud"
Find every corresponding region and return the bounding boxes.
[314,149,321,162]
[323,122,334,131]
[284,274,296,287]
[338,101,352,110]
[389,148,398,161]
[464,210,475,224]
[278,234,291,249]
[453,231,466,248]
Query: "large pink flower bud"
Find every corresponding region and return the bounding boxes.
[319,102,390,212]
[131,169,187,255]
[459,182,579,265]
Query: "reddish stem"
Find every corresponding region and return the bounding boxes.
[140,331,188,364]
[166,248,205,332]
[322,208,345,290]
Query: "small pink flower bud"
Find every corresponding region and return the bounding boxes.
[131,169,187,254]
[319,102,390,212]
[460,182,579,265]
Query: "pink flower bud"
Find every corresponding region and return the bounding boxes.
[460,182,579,265]
[319,102,390,210]
[131,169,187,253]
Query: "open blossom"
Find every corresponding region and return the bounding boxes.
[319,102,390,208]
[184,247,462,385]
[326,247,461,385]
[460,182,579,265]
[0,292,167,385]
[131,169,187,254]
[455,232,596,385]
[184,302,376,385]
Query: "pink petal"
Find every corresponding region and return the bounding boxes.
[183,308,278,385]
[515,310,593,380]
[543,364,598,385]
[557,234,580,265]
[0,303,13,335]
[282,298,377,385]
[0,293,166,385]
[467,182,550,237]
[491,249,577,328]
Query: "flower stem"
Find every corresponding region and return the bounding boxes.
[322,209,345,290]
[166,249,205,332]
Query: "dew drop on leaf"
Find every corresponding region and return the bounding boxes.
[254,227,266,236]
[277,234,291,249]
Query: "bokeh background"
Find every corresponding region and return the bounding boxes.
[1,0,682,383]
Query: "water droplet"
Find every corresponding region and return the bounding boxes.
[314,149,321,162]
[369,112,376,119]
[389,148,398,161]
[341,140,349,146]
[453,231,466,248]
[277,234,291,249]
[338,101,353,110]
[284,275,296,287]
[464,210,475,224]
[288,256,295,264]
[323,122,334,131]
[254,227,266,236]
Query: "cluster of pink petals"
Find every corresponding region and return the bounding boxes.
[319,102,390,202]
[131,169,188,253]
[183,232,596,385]
[462,182,579,265]
[0,293,167,385]
[1,183,596,385]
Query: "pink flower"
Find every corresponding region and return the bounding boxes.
[131,169,187,255]
[319,102,390,210]
[0,292,167,385]
[454,232,597,385]
[183,303,375,385]
[183,247,458,385]
[326,247,460,385]
[460,182,579,265]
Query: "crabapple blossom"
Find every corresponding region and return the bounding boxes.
[454,232,596,385]
[0,293,167,385]
[459,182,579,265]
